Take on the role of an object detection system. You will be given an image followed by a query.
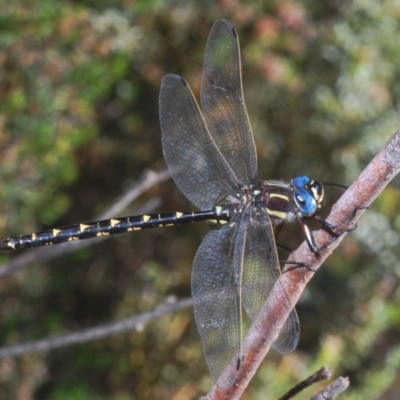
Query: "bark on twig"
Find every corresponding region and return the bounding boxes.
[310,377,350,400]
[278,367,332,400]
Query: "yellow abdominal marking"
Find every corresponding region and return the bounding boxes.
[143,215,151,222]
[80,224,91,231]
[53,229,61,236]
[110,219,120,227]
[176,212,184,218]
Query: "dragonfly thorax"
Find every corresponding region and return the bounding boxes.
[253,176,325,224]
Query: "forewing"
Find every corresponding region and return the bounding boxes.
[201,19,257,185]
[192,217,246,390]
[241,202,300,354]
[160,74,240,211]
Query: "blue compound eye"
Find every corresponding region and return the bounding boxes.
[291,175,310,189]
[293,188,318,216]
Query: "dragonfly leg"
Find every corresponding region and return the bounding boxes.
[274,224,296,253]
[281,260,317,274]
[313,206,368,233]
[298,219,321,253]
[300,206,367,253]
[277,242,294,253]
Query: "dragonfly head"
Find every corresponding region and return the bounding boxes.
[291,176,324,217]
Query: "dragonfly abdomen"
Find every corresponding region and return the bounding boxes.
[0,209,231,251]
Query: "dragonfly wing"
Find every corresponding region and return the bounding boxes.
[241,202,300,354]
[201,19,257,185]
[272,309,300,354]
[160,74,240,211]
[192,216,246,390]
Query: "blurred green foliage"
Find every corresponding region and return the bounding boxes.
[0,0,400,399]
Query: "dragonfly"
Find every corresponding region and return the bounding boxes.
[0,19,356,389]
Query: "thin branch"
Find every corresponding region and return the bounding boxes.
[310,377,350,400]
[203,129,400,399]
[98,169,170,219]
[0,296,192,358]
[0,168,170,278]
[278,367,332,400]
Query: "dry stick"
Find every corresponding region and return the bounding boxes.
[0,168,170,278]
[204,129,400,400]
[278,367,332,400]
[99,169,170,219]
[0,297,192,358]
[310,377,350,400]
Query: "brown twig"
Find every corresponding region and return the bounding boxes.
[0,296,192,358]
[310,376,350,400]
[278,367,332,400]
[203,129,400,399]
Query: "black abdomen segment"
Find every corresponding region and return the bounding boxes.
[0,209,230,251]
